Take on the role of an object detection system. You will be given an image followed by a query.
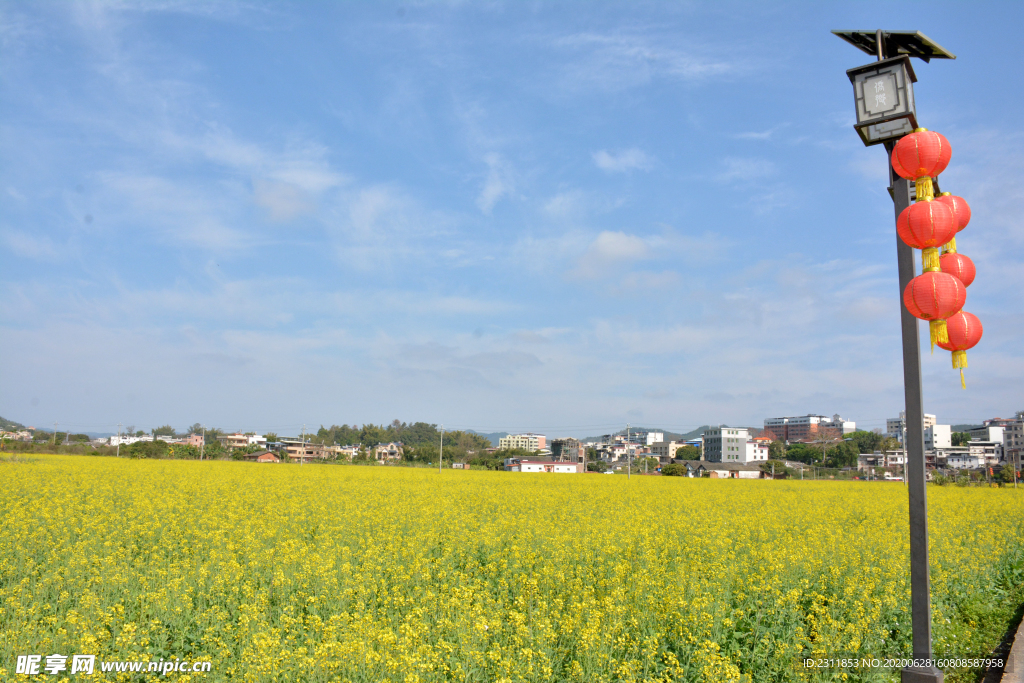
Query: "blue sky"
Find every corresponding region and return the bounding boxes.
[2,1,1022,438]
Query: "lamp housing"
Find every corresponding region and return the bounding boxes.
[846,55,918,146]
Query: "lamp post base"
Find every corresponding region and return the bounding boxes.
[902,666,944,683]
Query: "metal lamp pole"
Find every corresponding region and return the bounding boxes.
[834,28,956,683]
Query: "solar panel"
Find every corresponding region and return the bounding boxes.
[832,30,956,62]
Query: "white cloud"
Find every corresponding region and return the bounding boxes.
[570,230,650,280]
[592,148,653,173]
[252,179,314,222]
[555,32,734,92]
[477,153,513,214]
[3,230,61,261]
[715,157,777,182]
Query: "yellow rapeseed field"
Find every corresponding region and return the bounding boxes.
[1,454,1022,682]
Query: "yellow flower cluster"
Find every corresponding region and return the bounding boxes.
[1,455,1021,682]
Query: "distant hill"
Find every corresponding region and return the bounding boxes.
[580,425,720,443]
[467,431,510,447]
[0,416,26,431]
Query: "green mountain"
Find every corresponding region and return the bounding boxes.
[467,431,510,447]
[0,416,26,431]
[580,426,718,443]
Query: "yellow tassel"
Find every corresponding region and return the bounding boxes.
[922,247,940,272]
[915,176,934,202]
[929,319,948,353]
[942,235,957,254]
[952,350,968,389]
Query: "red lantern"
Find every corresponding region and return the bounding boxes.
[903,271,967,350]
[891,129,952,180]
[934,193,971,232]
[937,310,983,388]
[939,252,976,287]
[935,193,971,253]
[896,200,957,269]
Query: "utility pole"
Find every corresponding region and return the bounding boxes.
[53,421,58,446]
[301,424,306,466]
[116,422,122,458]
[200,425,205,460]
[626,423,631,480]
[438,425,444,473]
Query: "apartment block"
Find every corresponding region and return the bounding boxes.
[499,433,547,452]
[702,427,764,463]
[887,412,937,444]
[924,424,951,451]
[763,414,854,442]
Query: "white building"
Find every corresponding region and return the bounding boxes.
[924,424,951,451]
[948,453,984,470]
[858,450,906,471]
[969,441,1003,465]
[643,431,664,445]
[702,427,765,463]
[499,433,547,452]
[969,425,1004,444]
[823,414,857,434]
[109,434,154,446]
[503,458,582,473]
[887,412,937,444]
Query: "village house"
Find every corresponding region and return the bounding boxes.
[696,462,763,479]
[242,450,280,463]
[504,457,584,473]
[374,442,403,461]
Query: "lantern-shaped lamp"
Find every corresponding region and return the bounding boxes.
[935,193,971,252]
[896,199,957,270]
[937,310,983,388]
[903,271,966,349]
[846,55,918,146]
[939,252,976,287]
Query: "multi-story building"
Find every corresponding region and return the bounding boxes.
[639,431,664,446]
[968,425,1004,444]
[550,438,584,463]
[185,433,204,448]
[1004,411,1024,466]
[702,427,766,463]
[887,412,937,444]
[219,433,268,451]
[763,414,855,442]
[969,441,1003,465]
[858,450,906,471]
[284,441,343,462]
[499,433,547,452]
[650,441,681,462]
[924,424,951,451]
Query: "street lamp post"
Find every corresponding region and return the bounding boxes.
[835,29,956,683]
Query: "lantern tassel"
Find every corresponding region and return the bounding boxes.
[952,349,968,389]
[929,319,949,353]
[915,176,934,202]
[922,247,940,272]
[942,236,957,254]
